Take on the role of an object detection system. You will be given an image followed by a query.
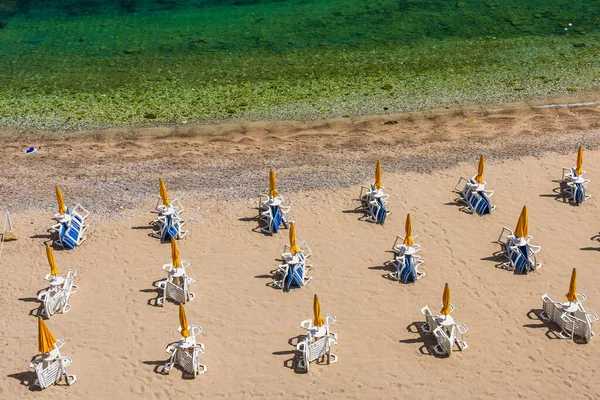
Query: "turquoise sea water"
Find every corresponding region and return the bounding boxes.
[0,0,599,129]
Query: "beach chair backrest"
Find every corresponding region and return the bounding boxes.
[433,327,452,356]
[46,291,67,316]
[307,336,329,363]
[421,306,437,332]
[165,281,186,304]
[177,348,196,375]
[573,310,593,341]
[38,359,62,389]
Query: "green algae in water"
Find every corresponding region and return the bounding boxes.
[0,0,599,129]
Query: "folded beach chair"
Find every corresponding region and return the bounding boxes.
[359,161,392,224]
[31,319,77,389]
[560,147,591,205]
[152,179,188,241]
[454,156,496,216]
[497,228,542,274]
[163,306,207,377]
[420,284,468,357]
[157,264,196,306]
[390,254,425,283]
[49,205,90,249]
[497,207,542,274]
[258,197,291,235]
[37,270,78,317]
[273,227,313,291]
[538,268,598,342]
[296,295,338,372]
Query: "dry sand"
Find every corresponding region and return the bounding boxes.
[1,100,600,399]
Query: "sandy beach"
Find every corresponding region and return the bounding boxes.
[1,100,600,399]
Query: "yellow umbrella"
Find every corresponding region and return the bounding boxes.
[289,222,300,254]
[514,206,528,238]
[46,244,59,277]
[170,238,181,268]
[565,268,578,302]
[374,161,383,190]
[313,294,326,327]
[474,155,485,184]
[179,304,190,338]
[268,169,279,197]
[56,186,66,215]
[403,214,414,246]
[38,317,57,354]
[574,146,583,176]
[440,283,451,316]
[159,178,170,207]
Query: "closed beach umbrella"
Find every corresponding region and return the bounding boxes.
[46,244,59,277]
[403,214,414,246]
[514,206,528,238]
[574,146,584,176]
[268,169,279,197]
[565,268,578,302]
[170,238,181,268]
[313,294,325,327]
[38,317,57,354]
[374,161,383,190]
[474,155,485,184]
[440,283,451,316]
[159,178,170,207]
[289,222,300,254]
[179,304,190,338]
[55,186,66,215]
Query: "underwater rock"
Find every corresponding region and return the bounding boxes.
[0,21,6,29]
[567,87,577,92]
[573,43,586,47]
[123,48,141,55]
[144,113,157,119]
[381,83,393,91]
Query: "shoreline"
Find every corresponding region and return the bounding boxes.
[2,91,599,140]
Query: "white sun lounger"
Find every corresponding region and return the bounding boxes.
[296,315,338,372]
[163,325,207,377]
[29,339,77,389]
[37,270,78,317]
[454,176,496,216]
[540,293,598,342]
[497,227,542,274]
[420,305,468,357]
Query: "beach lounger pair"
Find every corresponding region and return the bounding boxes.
[454,176,496,216]
[37,270,78,317]
[273,241,313,292]
[540,293,598,342]
[560,167,591,205]
[359,184,391,224]
[151,198,188,241]
[388,235,425,283]
[420,305,468,357]
[497,228,542,274]
[258,194,291,235]
[30,339,77,389]
[164,325,207,377]
[157,261,196,306]
[296,315,338,372]
[49,205,90,249]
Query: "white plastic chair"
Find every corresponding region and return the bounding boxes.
[540,293,598,342]
[163,325,207,377]
[359,185,391,223]
[454,176,496,215]
[29,339,77,389]
[38,270,78,317]
[497,227,542,273]
[258,194,291,235]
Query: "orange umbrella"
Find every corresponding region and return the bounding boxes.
[574,146,583,176]
[268,169,279,197]
[313,294,326,327]
[514,206,528,238]
[474,155,485,184]
[179,305,190,338]
[403,214,414,246]
[565,268,578,302]
[56,186,66,215]
[440,283,451,316]
[38,318,57,354]
[159,178,170,207]
[46,244,59,277]
[374,161,383,190]
[170,238,181,268]
[289,222,300,254]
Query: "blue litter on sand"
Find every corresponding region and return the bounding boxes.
[24,147,36,154]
